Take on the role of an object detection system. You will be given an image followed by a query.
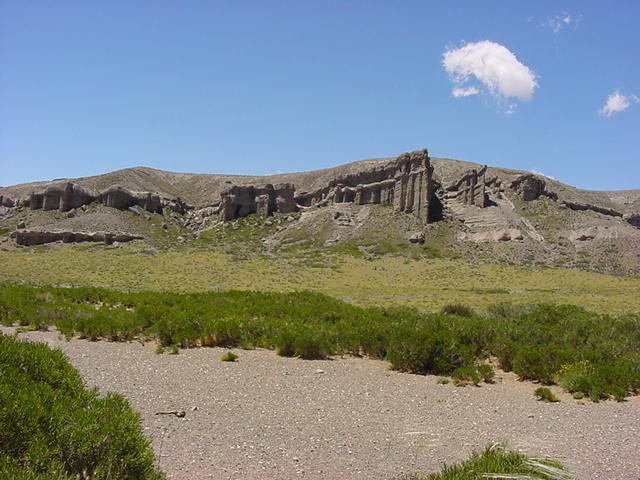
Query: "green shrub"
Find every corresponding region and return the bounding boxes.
[534,387,560,402]
[400,444,569,479]
[220,351,238,362]
[451,366,481,387]
[1,285,638,401]
[440,303,475,318]
[572,391,585,400]
[0,334,163,479]
[554,361,607,402]
[476,364,495,383]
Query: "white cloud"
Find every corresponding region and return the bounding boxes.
[452,86,479,97]
[547,12,580,34]
[442,40,538,113]
[599,90,639,117]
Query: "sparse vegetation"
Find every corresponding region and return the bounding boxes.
[400,444,571,479]
[1,245,638,315]
[0,334,163,479]
[1,284,638,400]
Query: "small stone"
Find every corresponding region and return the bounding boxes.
[17,221,26,229]
[315,369,324,374]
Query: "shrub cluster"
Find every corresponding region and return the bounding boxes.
[1,285,638,400]
[400,444,570,480]
[0,334,163,479]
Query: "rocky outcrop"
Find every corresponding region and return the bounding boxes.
[24,183,164,214]
[459,228,524,243]
[292,149,434,223]
[219,183,297,221]
[623,213,640,228]
[510,174,546,201]
[560,201,622,218]
[0,195,15,208]
[28,182,96,212]
[11,229,143,246]
[98,185,163,214]
[444,166,491,207]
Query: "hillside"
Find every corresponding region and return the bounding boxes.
[1,149,639,276]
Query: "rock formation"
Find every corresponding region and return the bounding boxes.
[623,213,640,228]
[0,195,15,208]
[98,185,163,214]
[25,183,164,214]
[444,166,490,207]
[510,174,546,201]
[560,201,622,218]
[218,183,297,221]
[293,149,434,222]
[28,182,96,212]
[11,229,143,246]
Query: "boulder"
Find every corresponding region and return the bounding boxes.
[510,174,546,201]
[623,212,640,228]
[409,232,425,244]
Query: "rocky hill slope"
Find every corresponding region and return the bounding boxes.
[1,149,639,275]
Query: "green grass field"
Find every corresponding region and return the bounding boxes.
[1,243,638,315]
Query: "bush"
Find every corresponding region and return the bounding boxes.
[400,444,569,479]
[440,303,475,318]
[534,387,560,403]
[1,285,638,401]
[476,364,495,383]
[220,351,238,362]
[451,366,481,387]
[0,334,164,479]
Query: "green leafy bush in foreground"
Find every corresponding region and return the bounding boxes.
[1,284,639,400]
[0,334,164,480]
[400,444,572,480]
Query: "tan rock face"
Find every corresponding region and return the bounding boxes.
[28,182,96,212]
[218,183,297,221]
[288,149,434,223]
[445,166,490,207]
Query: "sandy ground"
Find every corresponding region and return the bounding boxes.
[4,327,640,480]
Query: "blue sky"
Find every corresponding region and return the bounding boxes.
[1,1,638,190]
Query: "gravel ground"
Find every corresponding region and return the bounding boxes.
[4,327,640,480]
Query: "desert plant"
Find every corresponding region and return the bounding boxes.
[534,387,560,402]
[399,443,572,479]
[220,351,238,362]
[0,334,164,479]
[451,366,481,387]
[476,364,495,383]
[440,303,475,317]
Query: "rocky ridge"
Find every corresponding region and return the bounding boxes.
[1,149,639,274]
